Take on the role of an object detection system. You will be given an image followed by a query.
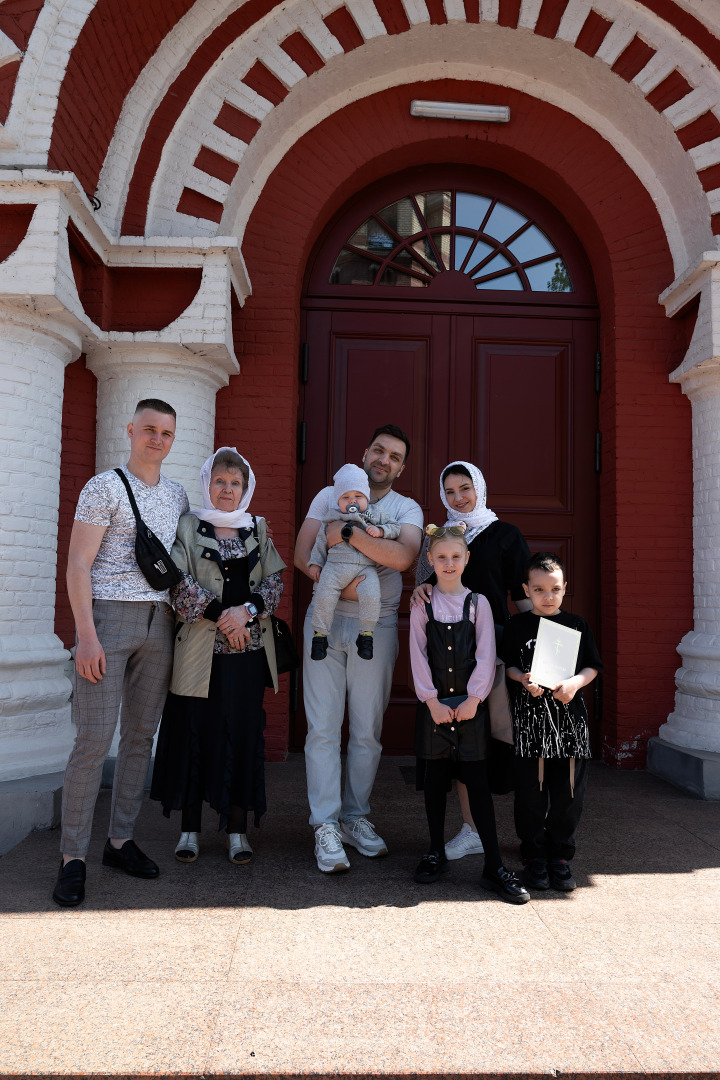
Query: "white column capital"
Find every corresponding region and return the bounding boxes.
[0,304,83,365]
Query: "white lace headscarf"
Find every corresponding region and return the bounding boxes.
[191,447,256,529]
[440,461,498,543]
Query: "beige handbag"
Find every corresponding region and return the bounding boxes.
[488,659,514,745]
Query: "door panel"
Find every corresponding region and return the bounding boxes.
[293,308,597,752]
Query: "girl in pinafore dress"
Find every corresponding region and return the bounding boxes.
[409,526,529,904]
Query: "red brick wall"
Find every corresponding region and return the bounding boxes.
[56,356,98,648]
[218,79,692,765]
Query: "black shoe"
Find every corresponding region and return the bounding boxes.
[102,839,159,879]
[356,634,373,660]
[480,865,531,904]
[522,858,550,891]
[549,859,576,891]
[52,858,86,907]
[311,635,328,660]
[413,851,449,883]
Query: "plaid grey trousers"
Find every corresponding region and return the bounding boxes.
[61,599,174,858]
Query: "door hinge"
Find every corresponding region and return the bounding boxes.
[298,419,307,464]
[594,350,601,394]
[595,431,602,473]
[300,342,309,385]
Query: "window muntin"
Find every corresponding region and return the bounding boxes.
[329,190,573,292]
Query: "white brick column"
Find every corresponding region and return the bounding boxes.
[650,263,720,795]
[0,311,80,782]
[86,344,237,508]
[659,356,720,754]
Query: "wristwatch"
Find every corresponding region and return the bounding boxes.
[243,601,259,621]
[341,522,354,541]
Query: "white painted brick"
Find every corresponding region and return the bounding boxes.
[517,0,542,31]
[555,0,591,45]
[479,0,498,20]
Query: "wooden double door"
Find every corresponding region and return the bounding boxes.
[293,305,599,752]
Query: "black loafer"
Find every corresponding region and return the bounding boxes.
[550,859,576,891]
[52,858,86,907]
[480,865,530,904]
[355,634,373,660]
[102,839,159,879]
[522,858,550,891]
[311,635,328,660]
[413,851,449,884]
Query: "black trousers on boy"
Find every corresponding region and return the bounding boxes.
[513,756,589,862]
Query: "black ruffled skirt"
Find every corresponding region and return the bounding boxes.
[150,650,267,829]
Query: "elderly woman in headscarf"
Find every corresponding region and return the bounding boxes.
[412,460,531,859]
[150,447,286,865]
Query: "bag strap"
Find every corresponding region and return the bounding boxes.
[463,591,478,621]
[114,468,142,524]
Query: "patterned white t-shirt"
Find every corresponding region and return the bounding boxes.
[75,467,189,602]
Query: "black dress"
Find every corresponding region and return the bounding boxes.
[151,547,268,830]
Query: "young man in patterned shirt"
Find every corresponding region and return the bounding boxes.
[52,399,189,907]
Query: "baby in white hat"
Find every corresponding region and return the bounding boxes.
[308,464,401,660]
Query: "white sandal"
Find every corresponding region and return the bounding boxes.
[175,831,200,862]
[226,833,253,865]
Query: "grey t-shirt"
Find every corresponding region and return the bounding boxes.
[75,466,190,602]
[306,486,423,619]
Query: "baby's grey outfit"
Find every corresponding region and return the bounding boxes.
[310,509,401,634]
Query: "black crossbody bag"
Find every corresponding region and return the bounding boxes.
[114,468,183,591]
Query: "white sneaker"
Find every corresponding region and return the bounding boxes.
[339,817,388,857]
[226,833,253,865]
[445,823,484,860]
[175,832,200,863]
[314,823,350,873]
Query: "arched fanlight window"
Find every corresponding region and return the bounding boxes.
[329,190,573,292]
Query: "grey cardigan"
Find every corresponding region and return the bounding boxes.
[168,513,286,698]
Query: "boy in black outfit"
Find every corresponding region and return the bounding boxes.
[500,552,601,892]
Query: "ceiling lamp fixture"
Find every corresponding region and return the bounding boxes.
[410,100,510,122]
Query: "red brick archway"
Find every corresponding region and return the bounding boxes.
[217,78,692,764]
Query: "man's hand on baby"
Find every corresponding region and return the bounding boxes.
[410,583,433,608]
[521,671,544,697]
[338,575,366,601]
[427,698,454,725]
[551,678,579,704]
[325,520,345,547]
[365,524,384,538]
[308,565,321,582]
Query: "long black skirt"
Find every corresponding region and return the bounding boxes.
[150,649,267,829]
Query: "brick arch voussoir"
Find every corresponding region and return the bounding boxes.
[111,0,720,240]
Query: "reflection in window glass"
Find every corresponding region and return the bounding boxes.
[544,259,573,292]
[472,252,510,278]
[417,191,451,228]
[464,239,494,273]
[454,234,474,270]
[475,271,524,290]
[507,224,556,263]
[330,249,379,285]
[412,238,441,271]
[380,266,428,286]
[484,202,528,242]
[330,190,573,292]
[455,193,492,231]
[376,198,422,238]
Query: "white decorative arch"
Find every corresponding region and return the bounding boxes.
[139,12,715,275]
[0,0,98,164]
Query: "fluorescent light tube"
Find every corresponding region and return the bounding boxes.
[410,100,510,122]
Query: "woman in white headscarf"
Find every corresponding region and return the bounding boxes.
[151,448,286,865]
[412,461,531,858]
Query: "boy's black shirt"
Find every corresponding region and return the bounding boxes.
[500,610,602,760]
